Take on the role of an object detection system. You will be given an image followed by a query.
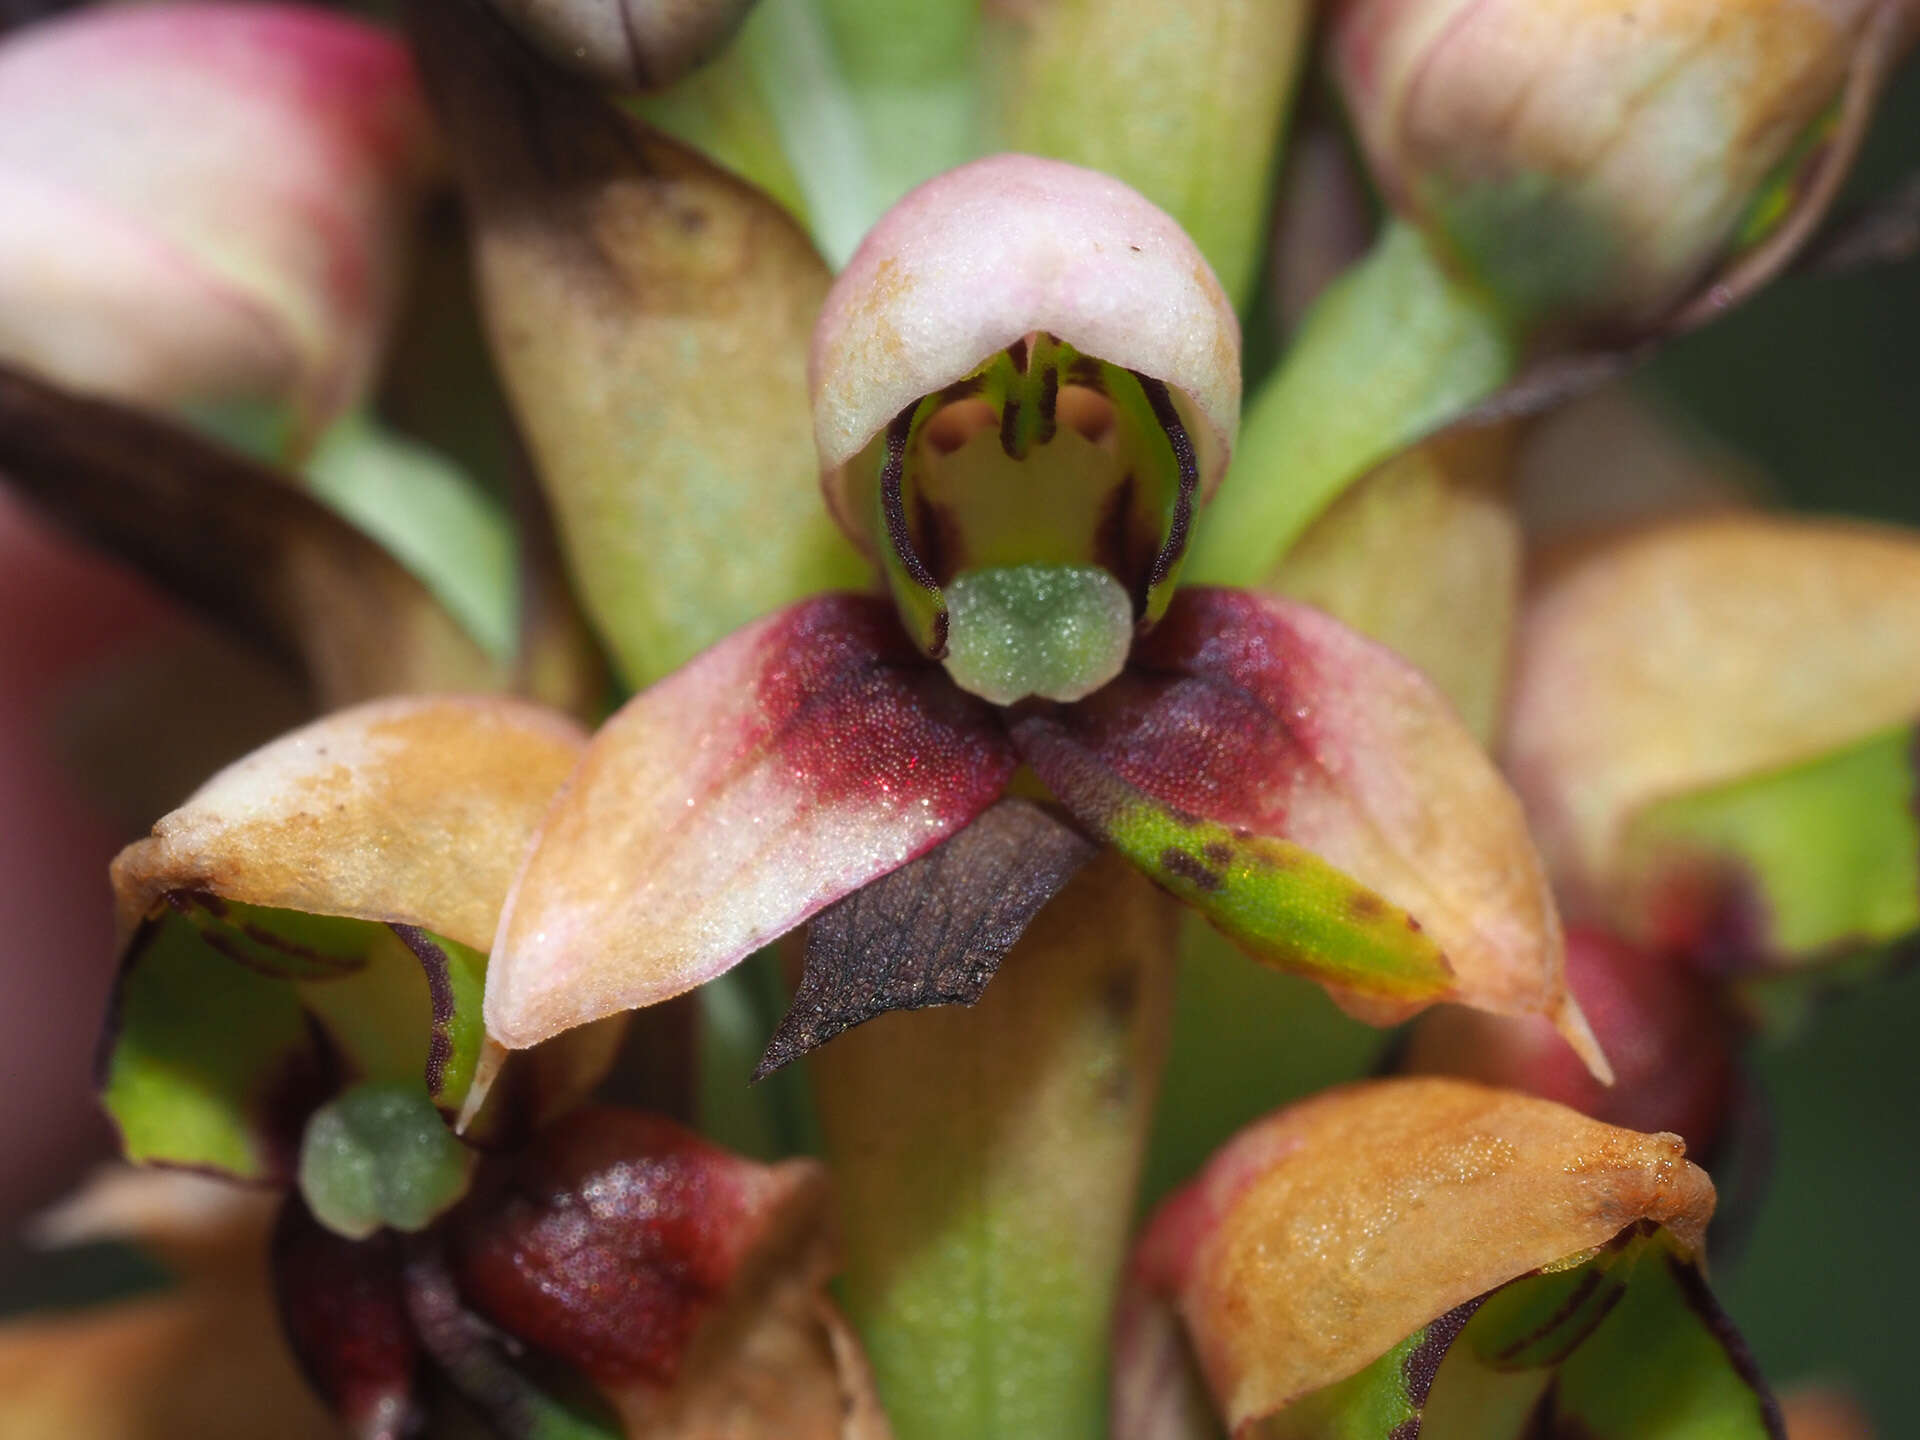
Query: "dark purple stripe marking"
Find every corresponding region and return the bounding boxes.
[878,402,948,657]
[1495,1269,1604,1363]
[1137,373,1199,595]
[391,923,458,1103]
[1404,1294,1487,1409]
[1665,1254,1787,1440]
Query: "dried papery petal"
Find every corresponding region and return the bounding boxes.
[1506,515,1920,963]
[113,695,584,950]
[0,1,432,454]
[486,594,1017,1050]
[1400,929,1745,1159]
[812,155,1239,700]
[1012,587,1598,1070]
[100,696,606,1179]
[487,0,757,89]
[0,364,500,706]
[1136,1078,1735,1435]
[1333,0,1914,340]
[414,0,862,688]
[436,1107,890,1437]
[759,796,1098,1074]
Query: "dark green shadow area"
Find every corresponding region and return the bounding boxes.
[1642,60,1920,1434]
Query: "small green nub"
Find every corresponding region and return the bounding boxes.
[297,1079,474,1240]
[942,564,1133,706]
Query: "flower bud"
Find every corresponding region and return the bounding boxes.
[487,0,758,90]
[0,3,433,455]
[1332,0,1916,338]
[812,154,1240,705]
[1116,1079,1776,1439]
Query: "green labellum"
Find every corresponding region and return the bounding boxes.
[298,1079,475,1239]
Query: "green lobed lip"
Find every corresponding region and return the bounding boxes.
[942,563,1134,705]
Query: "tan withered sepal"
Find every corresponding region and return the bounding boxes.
[111,694,586,952]
[1167,1077,1713,1433]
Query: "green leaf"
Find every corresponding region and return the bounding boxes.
[1261,1228,1782,1439]
[1619,723,1920,964]
[302,413,518,662]
[1186,222,1515,588]
[739,0,982,265]
[415,0,867,688]
[297,1080,475,1239]
[100,900,486,1182]
[984,0,1312,309]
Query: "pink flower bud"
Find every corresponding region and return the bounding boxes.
[0,3,434,454]
[1333,0,1916,337]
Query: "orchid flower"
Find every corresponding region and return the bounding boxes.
[477,153,1603,1087]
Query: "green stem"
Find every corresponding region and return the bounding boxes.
[740,0,981,267]
[1186,221,1517,587]
[808,856,1178,1439]
[984,0,1311,311]
[1138,915,1384,1213]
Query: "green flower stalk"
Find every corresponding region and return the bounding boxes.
[1190,0,1920,585]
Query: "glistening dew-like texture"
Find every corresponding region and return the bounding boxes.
[943,564,1135,705]
[810,154,1240,496]
[485,594,1017,1049]
[1137,1078,1714,1433]
[1021,587,1589,1059]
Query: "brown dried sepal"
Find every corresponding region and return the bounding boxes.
[1141,1077,1714,1434]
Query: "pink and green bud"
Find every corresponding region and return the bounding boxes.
[1117,1079,1778,1439]
[0,3,434,457]
[1506,515,1920,977]
[811,154,1241,705]
[1332,0,1917,338]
